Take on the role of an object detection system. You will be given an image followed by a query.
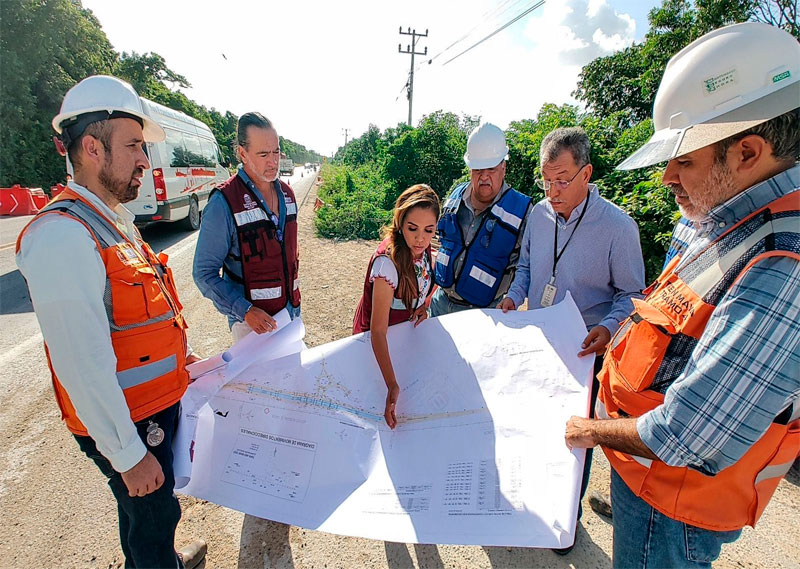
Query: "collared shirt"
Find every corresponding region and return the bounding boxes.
[506,185,645,331]
[193,167,300,327]
[16,181,147,473]
[638,164,800,475]
[444,181,529,303]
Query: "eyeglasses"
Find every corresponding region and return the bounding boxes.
[535,164,588,192]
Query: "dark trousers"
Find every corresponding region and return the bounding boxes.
[577,357,604,520]
[75,402,183,569]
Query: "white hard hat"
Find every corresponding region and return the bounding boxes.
[464,122,509,169]
[619,22,800,171]
[52,75,165,147]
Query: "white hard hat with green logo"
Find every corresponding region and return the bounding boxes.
[618,22,800,171]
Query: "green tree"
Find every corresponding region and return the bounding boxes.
[0,0,117,187]
[384,111,477,206]
[573,0,757,120]
[506,104,582,195]
[337,124,386,167]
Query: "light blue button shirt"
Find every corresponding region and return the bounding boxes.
[505,185,645,332]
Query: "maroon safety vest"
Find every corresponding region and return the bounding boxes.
[216,174,300,316]
[353,238,433,334]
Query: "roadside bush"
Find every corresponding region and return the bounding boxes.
[314,163,392,240]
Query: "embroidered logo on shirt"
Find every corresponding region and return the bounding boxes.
[243,194,257,210]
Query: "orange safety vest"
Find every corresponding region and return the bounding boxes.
[598,190,800,531]
[17,188,189,436]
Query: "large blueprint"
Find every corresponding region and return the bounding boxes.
[175,295,592,548]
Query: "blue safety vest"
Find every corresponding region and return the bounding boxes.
[434,183,532,307]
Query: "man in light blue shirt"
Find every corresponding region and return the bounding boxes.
[499,127,645,553]
[500,127,645,355]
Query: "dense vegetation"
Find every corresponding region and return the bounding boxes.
[316,0,797,281]
[0,0,322,190]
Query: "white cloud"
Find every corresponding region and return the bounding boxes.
[523,0,636,66]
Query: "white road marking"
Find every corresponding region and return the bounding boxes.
[0,331,43,367]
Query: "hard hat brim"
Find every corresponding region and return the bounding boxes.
[618,81,799,171]
[464,152,508,170]
[52,107,165,143]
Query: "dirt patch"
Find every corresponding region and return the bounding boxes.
[296,185,378,347]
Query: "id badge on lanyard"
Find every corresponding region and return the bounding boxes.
[541,279,557,307]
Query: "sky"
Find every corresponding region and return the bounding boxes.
[81,0,660,156]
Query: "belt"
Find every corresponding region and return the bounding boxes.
[443,291,472,307]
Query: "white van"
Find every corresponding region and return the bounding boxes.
[127,98,230,229]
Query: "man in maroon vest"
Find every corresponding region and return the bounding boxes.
[194,112,301,342]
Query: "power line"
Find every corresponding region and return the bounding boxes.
[422,0,528,70]
[393,1,523,104]
[443,0,545,67]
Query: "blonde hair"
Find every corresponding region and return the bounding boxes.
[381,184,441,310]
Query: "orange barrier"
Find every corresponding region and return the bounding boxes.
[50,183,67,199]
[30,188,48,210]
[0,185,40,216]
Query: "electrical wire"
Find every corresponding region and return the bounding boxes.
[425,0,523,67]
[442,0,545,66]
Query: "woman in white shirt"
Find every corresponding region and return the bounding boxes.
[352,184,440,428]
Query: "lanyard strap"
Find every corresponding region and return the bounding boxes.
[551,192,590,281]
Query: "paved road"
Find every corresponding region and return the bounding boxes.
[0,167,317,568]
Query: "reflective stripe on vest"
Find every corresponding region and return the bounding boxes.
[117,354,178,389]
[41,199,181,334]
[598,190,800,531]
[434,184,531,306]
[216,176,301,315]
[25,191,189,435]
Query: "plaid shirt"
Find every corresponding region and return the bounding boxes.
[637,165,800,476]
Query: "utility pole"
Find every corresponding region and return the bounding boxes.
[342,128,350,147]
[398,27,428,126]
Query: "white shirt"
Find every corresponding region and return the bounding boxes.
[369,254,433,310]
[16,182,147,472]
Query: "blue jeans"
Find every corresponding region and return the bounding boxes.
[75,403,184,569]
[429,288,502,317]
[610,469,741,569]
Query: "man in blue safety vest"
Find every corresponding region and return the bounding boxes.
[431,122,533,316]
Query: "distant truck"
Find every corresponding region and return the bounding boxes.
[279,157,294,176]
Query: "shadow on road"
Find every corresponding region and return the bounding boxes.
[483,524,611,568]
[139,222,198,254]
[385,542,444,569]
[0,269,33,314]
[786,459,800,487]
[237,515,294,568]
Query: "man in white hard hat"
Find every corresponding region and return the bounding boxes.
[499,126,645,554]
[431,122,533,315]
[564,23,800,568]
[16,75,206,569]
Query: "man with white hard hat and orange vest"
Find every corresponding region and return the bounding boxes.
[431,122,533,316]
[564,23,800,568]
[16,75,206,569]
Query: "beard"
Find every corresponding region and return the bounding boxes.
[99,160,142,204]
[674,159,739,221]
